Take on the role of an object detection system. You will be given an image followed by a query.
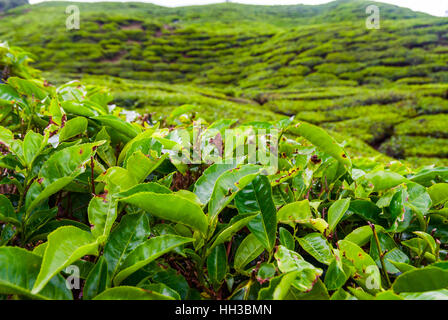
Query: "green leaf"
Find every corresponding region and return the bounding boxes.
[93,286,175,300]
[114,235,193,285]
[410,167,448,187]
[193,163,237,205]
[103,213,150,278]
[0,247,72,300]
[402,238,435,262]
[324,250,351,290]
[234,233,264,272]
[258,271,299,300]
[364,171,407,192]
[369,232,409,274]
[83,256,110,300]
[400,289,448,300]
[126,151,167,183]
[388,260,416,273]
[348,200,384,224]
[287,279,330,300]
[175,190,203,207]
[8,77,48,100]
[279,227,295,250]
[277,199,311,226]
[208,213,256,254]
[208,164,261,227]
[344,224,384,246]
[207,244,227,288]
[95,127,116,167]
[25,142,101,215]
[23,130,45,167]
[393,267,448,293]
[413,231,437,254]
[0,83,22,103]
[59,117,88,142]
[0,194,20,226]
[61,101,97,117]
[92,115,140,139]
[88,196,118,243]
[337,240,381,292]
[406,182,432,218]
[117,129,157,165]
[119,192,208,235]
[115,182,172,198]
[428,183,448,206]
[288,122,351,169]
[96,166,138,194]
[297,233,333,265]
[236,175,277,251]
[328,198,350,232]
[331,288,355,300]
[382,249,411,274]
[275,245,323,292]
[139,283,181,300]
[375,291,404,300]
[0,223,16,245]
[257,263,276,280]
[32,226,99,294]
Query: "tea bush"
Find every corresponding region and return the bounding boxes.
[1,43,448,301]
[2,1,447,166]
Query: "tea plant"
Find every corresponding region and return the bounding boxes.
[1,1,448,166]
[1,44,448,301]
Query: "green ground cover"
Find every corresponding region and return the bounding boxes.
[0,0,447,166]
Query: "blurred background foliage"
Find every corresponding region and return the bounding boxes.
[0,0,447,167]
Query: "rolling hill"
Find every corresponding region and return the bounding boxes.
[1,0,448,166]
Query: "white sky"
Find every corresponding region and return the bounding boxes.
[28,0,448,17]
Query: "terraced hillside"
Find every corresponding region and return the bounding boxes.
[1,0,448,166]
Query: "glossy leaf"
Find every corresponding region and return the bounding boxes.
[0,194,20,226]
[32,226,99,294]
[344,224,384,246]
[428,183,448,206]
[59,117,88,142]
[88,196,118,243]
[208,213,256,254]
[103,213,150,278]
[83,256,110,300]
[297,233,333,265]
[275,245,323,292]
[114,235,193,285]
[25,142,101,214]
[92,115,140,139]
[119,192,208,235]
[279,227,295,250]
[327,198,350,232]
[207,244,227,288]
[193,163,237,205]
[337,240,381,291]
[208,164,261,227]
[93,286,174,300]
[0,247,72,300]
[234,233,264,272]
[288,122,351,169]
[23,130,45,167]
[258,271,299,300]
[236,175,277,251]
[364,171,407,192]
[393,267,448,293]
